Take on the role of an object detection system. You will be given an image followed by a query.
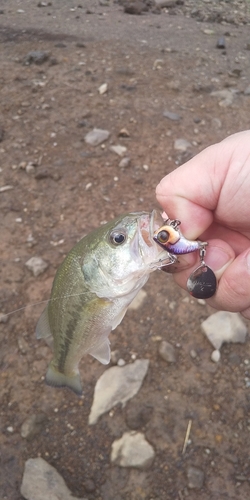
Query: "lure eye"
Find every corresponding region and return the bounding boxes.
[157,230,170,244]
[109,230,127,246]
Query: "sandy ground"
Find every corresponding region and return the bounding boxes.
[1,1,250,499]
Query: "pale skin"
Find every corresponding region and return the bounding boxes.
[156,130,250,319]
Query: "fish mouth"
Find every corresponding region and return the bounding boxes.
[138,210,176,269]
[138,210,164,247]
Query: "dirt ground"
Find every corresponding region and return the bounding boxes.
[1,1,250,499]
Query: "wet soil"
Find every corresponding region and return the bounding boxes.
[1,1,250,499]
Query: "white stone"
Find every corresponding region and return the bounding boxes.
[111,431,155,469]
[197,299,206,306]
[211,89,234,107]
[117,358,126,367]
[174,138,192,152]
[110,144,127,157]
[26,164,35,174]
[211,349,221,363]
[25,257,48,277]
[88,359,149,425]
[98,83,108,95]
[128,289,147,310]
[84,128,110,146]
[21,457,87,500]
[119,157,131,168]
[201,311,248,350]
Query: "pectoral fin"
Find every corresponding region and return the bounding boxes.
[89,338,111,365]
[111,307,128,331]
[36,305,52,339]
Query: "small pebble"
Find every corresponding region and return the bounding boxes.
[21,414,48,440]
[124,1,145,15]
[0,312,8,323]
[187,466,205,489]
[197,299,206,306]
[98,83,108,95]
[111,350,120,364]
[25,257,48,277]
[111,431,155,469]
[159,340,176,363]
[190,349,197,359]
[84,128,110,146]
[23,50,49,65]
[174,138,192,152]
[84,478,96,493]
[117,358,126,367]
[119,157,130,168]
[26,164,35,174]
[216,36,226,49]
[211,349,221,363]
[118,128,130,137]
[110,145,127,157]
[163,110,181,121]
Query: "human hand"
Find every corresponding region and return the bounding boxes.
[156,130,250,319]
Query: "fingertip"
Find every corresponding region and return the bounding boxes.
[206,249,250,313]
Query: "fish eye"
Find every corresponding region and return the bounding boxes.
[157,230,170,244]
[109,230,127,246]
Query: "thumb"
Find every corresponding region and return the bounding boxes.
[207,248,250,318]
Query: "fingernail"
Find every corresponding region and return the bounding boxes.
[206,246,234,272]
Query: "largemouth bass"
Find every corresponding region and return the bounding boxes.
[36,210,175,395]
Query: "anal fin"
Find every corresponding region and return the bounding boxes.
[89,338,110,365]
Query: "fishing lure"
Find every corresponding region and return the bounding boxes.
[153,218,217,299]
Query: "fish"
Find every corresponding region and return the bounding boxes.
[36,210,175,395]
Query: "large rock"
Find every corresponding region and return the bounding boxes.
[21,457,87,500]
[111,431,155,469]
[201,311,247,350]
[88,359,149,425]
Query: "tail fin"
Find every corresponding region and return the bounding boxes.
[45,362,82,396]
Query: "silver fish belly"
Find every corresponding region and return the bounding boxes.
[36,210,174,395]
